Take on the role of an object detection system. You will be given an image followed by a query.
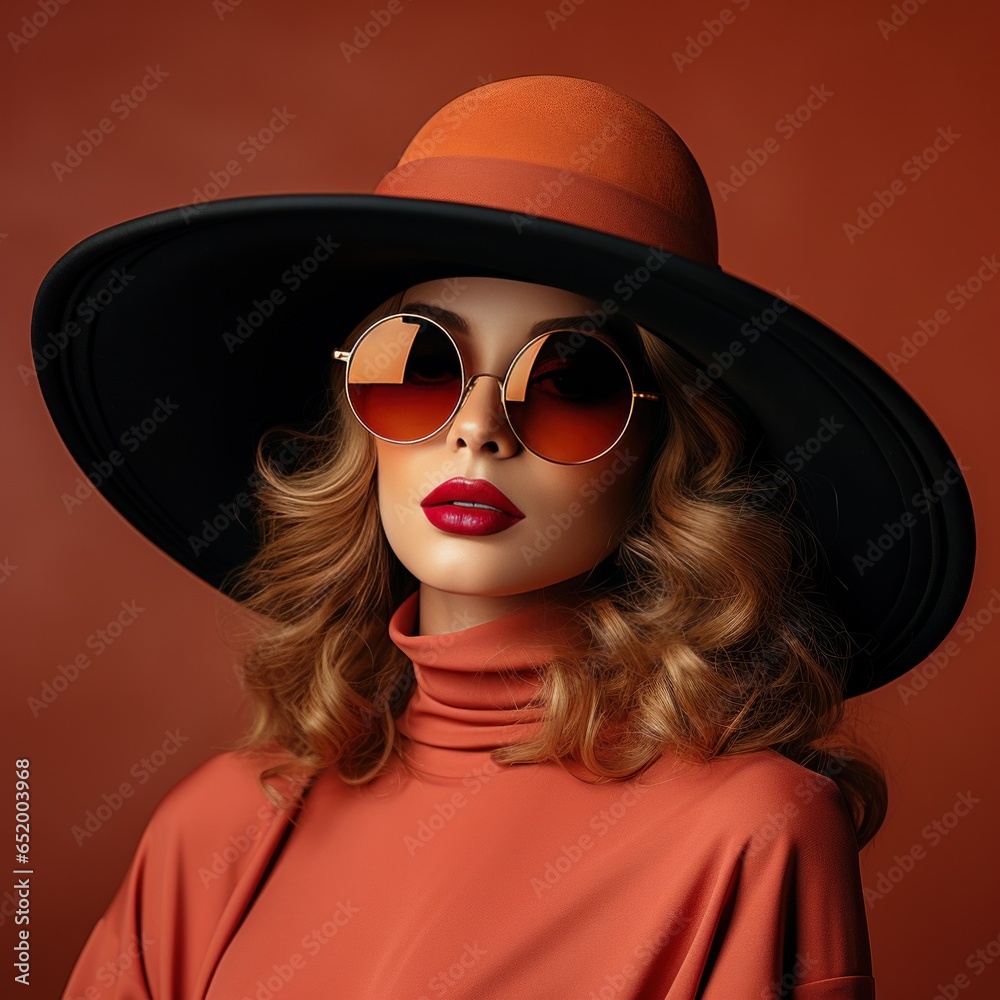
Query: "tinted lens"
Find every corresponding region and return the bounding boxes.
[346,316,462,441]
[505,331,634,463]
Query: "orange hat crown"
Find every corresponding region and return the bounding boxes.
[374,74,719,267]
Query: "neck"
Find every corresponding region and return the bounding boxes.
[415,571,597,635]
[387,587,593,760]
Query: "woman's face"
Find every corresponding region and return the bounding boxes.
[372,276,659,599]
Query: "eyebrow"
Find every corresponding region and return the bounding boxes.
[399,300,641,344]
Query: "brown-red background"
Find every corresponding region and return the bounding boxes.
[2,1,998,997]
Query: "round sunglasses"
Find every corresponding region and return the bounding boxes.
[331,312,665,465]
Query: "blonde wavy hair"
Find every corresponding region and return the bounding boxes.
[219,287,887,849]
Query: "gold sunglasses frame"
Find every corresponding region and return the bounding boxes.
[332,311,664,465]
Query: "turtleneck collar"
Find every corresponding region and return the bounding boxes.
[387,590,590,757]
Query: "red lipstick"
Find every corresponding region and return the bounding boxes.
[419,478,525,536]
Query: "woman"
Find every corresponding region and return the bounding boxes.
[44,76,974,998]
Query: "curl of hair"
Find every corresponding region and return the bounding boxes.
[219,291,887,849]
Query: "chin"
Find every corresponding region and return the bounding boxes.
[383,517,619,597]
[397,549,605,599]
[398,560,535,598]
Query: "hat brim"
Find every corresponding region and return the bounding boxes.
[31,193,976,697]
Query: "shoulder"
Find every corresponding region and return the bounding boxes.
[717,747,849,811]
[714,749,859,860]
[650,747,857,858]
[62,752,307,996]
[152,750,278,823]
[138,751,302,884]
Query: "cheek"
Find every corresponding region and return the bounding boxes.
[374,443,463,524]
[375,442,428,496]
[586,423,654,511]
[373,443,392,503]
[373,443,409,532]
[548,451,650,551]
[575,464,641,529]
[374,445,432,551]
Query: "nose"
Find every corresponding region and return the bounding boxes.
[445,374,520,458]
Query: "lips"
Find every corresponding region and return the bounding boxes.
[419,478,525,536]
[420,478,524,516]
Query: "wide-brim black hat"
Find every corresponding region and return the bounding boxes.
[30,75,976,698]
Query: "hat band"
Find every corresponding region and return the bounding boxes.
[373,155,718,266]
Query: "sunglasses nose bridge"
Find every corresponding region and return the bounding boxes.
[454,371,507,421]
[463,371,503,393]
[448,371,519,446]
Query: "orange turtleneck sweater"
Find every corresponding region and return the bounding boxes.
[61,591,875,999]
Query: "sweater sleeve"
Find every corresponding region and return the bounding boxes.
[60,753,302,1000]
[60,817,157,1000]
[699,768,876,1000]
